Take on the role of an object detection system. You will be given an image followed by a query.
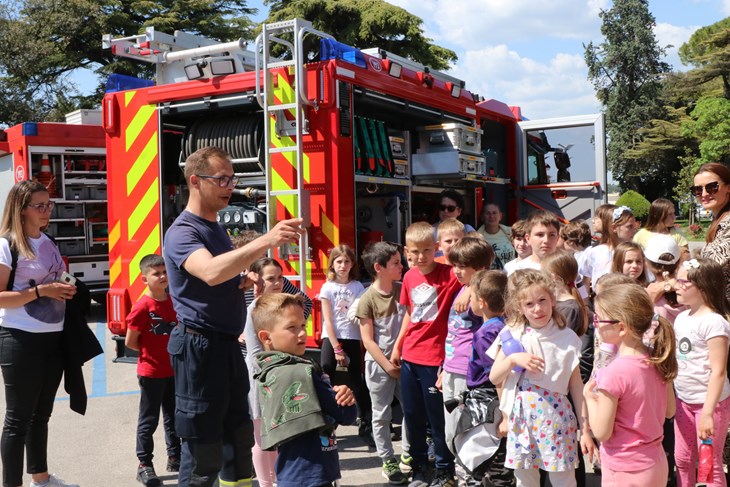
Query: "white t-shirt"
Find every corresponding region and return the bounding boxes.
[0,235,66,333]
[579,244,613,285]
[320,280,365,340]
[505,257,540,276]
[674,310,730,405]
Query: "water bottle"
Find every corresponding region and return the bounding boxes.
[698,438,714,483]
[336,353,350,372]
[499,328,525,372]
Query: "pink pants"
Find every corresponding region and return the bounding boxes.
[252,418,277,487]
[674,395,730,487]
[601,454,667,486]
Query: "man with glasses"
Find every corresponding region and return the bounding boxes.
[163,147,304,487]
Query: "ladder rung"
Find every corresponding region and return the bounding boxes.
[266,60,296,69]
[269,146,298,154]
[267,103,298,111]
[270,189,301,196]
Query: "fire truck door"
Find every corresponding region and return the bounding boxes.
[517,113,606,223]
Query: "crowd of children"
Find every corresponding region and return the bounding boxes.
[122,201,730,487]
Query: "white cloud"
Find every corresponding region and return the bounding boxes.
[654,22,700,70]
[724,0,730,15]
[449,46,600,119]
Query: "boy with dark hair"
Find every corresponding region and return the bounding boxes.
[466,270,514,486]
[357,242,410,484]
[506,211,560,275]
[392,222,462,486]
[125,254,181,487]
[502,220,531,275]
[252,293,357,487]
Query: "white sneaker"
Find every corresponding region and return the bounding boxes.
[30,474,79,487]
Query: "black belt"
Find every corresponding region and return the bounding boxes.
[178,324,238,341]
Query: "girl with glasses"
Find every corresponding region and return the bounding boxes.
[584,283,677,487]
[673,258,730,487]
[0,180,79,487]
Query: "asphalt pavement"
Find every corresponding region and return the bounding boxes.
[6,304,604,487]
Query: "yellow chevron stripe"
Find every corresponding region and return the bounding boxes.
[109,256,121,287]
[128,223,161,287]
[127,132,158,196]
[125,104,155,152]
[270,76,311,183]
[320,210,338,246]
[127,178,159,239]
[271,169,298,217]
[108,221,120,250]
[124,90,136,107]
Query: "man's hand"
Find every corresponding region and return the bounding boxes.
[267,218,306,247]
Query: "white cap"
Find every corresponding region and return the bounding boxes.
[643,233,680,265]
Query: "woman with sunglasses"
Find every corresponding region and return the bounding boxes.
[0,180,79,487]
[693,163,730,302]
[434,189,475,232]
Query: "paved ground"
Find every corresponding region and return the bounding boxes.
[5,304,603,487]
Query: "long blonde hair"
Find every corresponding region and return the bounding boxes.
[0,180,50,259]
[506,269,566,330]
[595,283,678,383]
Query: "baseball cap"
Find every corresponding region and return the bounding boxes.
[643,233,680,265]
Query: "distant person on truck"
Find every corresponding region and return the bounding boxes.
[434,189,475,233]
[163,146,304,487]
[125,254,181,487]
[476,204,515,271]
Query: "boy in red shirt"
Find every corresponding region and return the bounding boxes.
[392,222,462,486]
[125,254,181,487]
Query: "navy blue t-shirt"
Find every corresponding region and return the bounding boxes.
[275,371,357,487]
[163,210,244,335]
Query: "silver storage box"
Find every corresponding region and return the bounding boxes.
[416,123,483,156]
[412,152,486,177]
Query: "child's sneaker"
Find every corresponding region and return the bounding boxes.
[400,452,413,471]
[428,468,455,487]
[30,475,79,487]
[166,456,180,472]
[408,463,434,487]
[136,464,161,487]
[382,458,408,485]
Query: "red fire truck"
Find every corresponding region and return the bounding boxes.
[102,19,606,353]
[0,113,110,294]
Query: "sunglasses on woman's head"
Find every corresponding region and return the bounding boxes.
[439,204,458,212]
[690,181,720,198]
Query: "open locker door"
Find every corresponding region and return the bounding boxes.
[517,113,607,223]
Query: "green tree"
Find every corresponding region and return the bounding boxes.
[584,0,671,195]
[263,0,457,71]
[0,0,257,126]
[679,17,730,99]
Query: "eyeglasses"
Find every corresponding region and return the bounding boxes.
[675,278,692,288]
[593,314,619,327]
[690,181,720,198]
[196,174,239,188]
[25,201,55,213]
[439,204,458,212]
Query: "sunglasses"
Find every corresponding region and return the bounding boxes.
[439,204,458,212]
[25,201,55,213]
[690,181,720,198]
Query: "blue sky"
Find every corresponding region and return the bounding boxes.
[80,1,727,120]
[244,0,730,119]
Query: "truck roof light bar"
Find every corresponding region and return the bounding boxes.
[362,47,465,89]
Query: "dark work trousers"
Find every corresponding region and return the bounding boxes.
[0,326,64,487]
[400,360,454,472]
[167,326,254,487]
[320,338,372,423]
[136,375,180,465]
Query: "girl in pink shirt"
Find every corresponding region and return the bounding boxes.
[584,283,678,487]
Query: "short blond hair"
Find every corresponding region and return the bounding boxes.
[405,221,436,246]
[252,293,306,333]
[436,218,465,241]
